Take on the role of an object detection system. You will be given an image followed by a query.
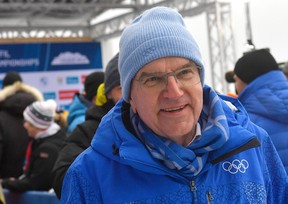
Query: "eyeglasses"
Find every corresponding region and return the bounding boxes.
[134,63,201,92]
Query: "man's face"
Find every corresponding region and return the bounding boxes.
[233,74,247,94]
[23,121,41,138]
[130,57,203,146]
[107,86,122,104]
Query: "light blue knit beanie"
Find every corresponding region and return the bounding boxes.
[119,6,205,102]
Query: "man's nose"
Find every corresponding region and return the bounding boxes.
[162,76,183,98]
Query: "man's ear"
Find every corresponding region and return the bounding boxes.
[129,97,137,113]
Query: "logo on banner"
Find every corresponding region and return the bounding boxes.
[56,77,64,85]
[66,76,79,85]
[59,90,79,100]
[40,76,49,86]
[81,75,86,84]
[43,92,57,100]
[51,52,90,65]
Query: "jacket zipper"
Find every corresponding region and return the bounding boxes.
[190,180,197,203]
[206,192,213,204]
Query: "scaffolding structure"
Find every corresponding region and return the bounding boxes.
[0,0,236,93]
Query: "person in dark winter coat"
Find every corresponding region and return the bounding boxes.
[1,100,65,192]
[52,53,121,199]
[0,72,43,179]
[66,71,104,134]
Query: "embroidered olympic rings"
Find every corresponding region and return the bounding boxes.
[222,159,249,174]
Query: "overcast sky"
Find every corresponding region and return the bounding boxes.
[232,0,288,63]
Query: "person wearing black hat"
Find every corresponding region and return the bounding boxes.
[52,53,121,199]
[0,71,43,180]
[224,70,238,98]
[66,71,104,134]
[233,48,288,174]
[1,71,22,89]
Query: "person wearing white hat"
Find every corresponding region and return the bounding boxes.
[1,99,65,192]
[0,71,43,180]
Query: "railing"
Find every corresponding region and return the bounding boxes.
[3,189,59,204]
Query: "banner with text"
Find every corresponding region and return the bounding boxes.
[0,42,103,110]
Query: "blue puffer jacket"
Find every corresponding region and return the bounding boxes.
[237,70,288,174]
[61,87,288,204]
[67,93,92,134]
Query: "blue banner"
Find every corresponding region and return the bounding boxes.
[0,42,102,73]
[0,42,103,110]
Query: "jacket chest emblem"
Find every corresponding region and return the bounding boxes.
[222,159,249,174]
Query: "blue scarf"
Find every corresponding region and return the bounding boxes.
[130,86,229,178]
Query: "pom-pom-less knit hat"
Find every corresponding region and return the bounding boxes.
[119,6,205,102]
[23,99,57,129]
[104,53,120,95]
[84,71,104,101]
[234,49,279,84]
[2,71,22,89]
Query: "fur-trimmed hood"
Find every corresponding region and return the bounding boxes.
[0,82,44,116]
[0,81,43,102]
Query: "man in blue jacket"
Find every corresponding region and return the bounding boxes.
[60,7,288,204]
[232,49,288,174]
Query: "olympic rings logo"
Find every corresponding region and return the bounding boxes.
[222,159,249,174]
